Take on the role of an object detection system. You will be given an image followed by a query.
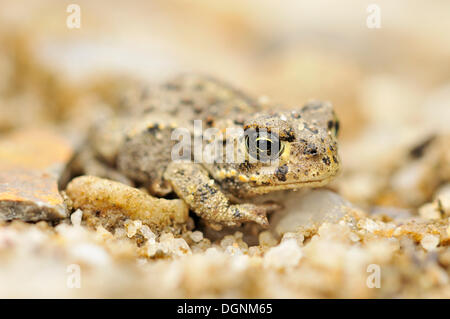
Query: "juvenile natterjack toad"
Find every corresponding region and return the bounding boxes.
[80,75,340,229]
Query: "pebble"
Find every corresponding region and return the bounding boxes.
[189,231,203,243]
[69,243,111,267]
[125,220,142,238]
[70,209,83,226]
[275,189,355,235]
[420,234,440,251]
[435,184,450,215]
[66,176,189,228]
[140,225,156,240]
[419,203,441,220]
[371,206,413,222]
[263,239,303,269]
[258,231,278,247]
[157,232,192,257]
[280,232,304,246]
[0,130,73,221]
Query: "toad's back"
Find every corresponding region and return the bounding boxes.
[120,74,263,130]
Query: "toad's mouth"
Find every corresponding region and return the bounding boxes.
[249,176,336,194]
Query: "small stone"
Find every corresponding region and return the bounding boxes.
[158,232,191,257]
[361,218,381,233]
[220,235,236,248]
[281,232,304,246]
[146,240,158,257]
[248,246,262,257]
[95,225,113,241]
[339,173,382,204]
[0,130,73,221]
[419,203,441,220]
[189,231,203,243]
[234,231,243,240]
[420,234,440,251]
[225,245,243,256]
[171,238,192,257]
[371,206,413,222]
[391,161,434,206]
[258,231,278,247]
[140,225,156,240]
[349,232,360,242]
[275,190,354,235]
[125,219,142,238]
[70,209,83,226]
[113,227,127,239]
[393,227,403,236]
[66,176,189,228]
[263,239,303,269]
[435,184,450,215]
[204,247,221,257]
[70,243,111,267]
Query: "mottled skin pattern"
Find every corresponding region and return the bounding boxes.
[82,75,340,229]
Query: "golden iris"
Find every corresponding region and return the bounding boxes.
[245,129,284,161]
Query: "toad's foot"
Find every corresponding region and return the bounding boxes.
[226,203,270,227]
[164,162,275,228]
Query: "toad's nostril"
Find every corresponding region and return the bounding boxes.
[275,164,289,181]
[304,143,318,155]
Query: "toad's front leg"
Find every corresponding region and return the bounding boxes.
[164,162,270,229]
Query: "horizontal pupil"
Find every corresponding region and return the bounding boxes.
[245,133,282,161]
[257,140,272,156]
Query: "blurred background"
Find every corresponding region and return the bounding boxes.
[0,0,449,208]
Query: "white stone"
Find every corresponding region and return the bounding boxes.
[274,189,353,235]
[349,232,360,242]
[190,231,203,243]
[205,247,221,257]
[140,225,156,240]
[281,232,304,246]
[225,245,243,256]
[436,184,450,215]
[125,220,142,238]
[419,203,441,220]
[70,209,83,227]
[420,234,440,251]
[363,218,381,233]
[263,239,303,269]
[70,243,111,267]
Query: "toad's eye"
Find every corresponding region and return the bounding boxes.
[245,129,284,162]
[327,114,340,137]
